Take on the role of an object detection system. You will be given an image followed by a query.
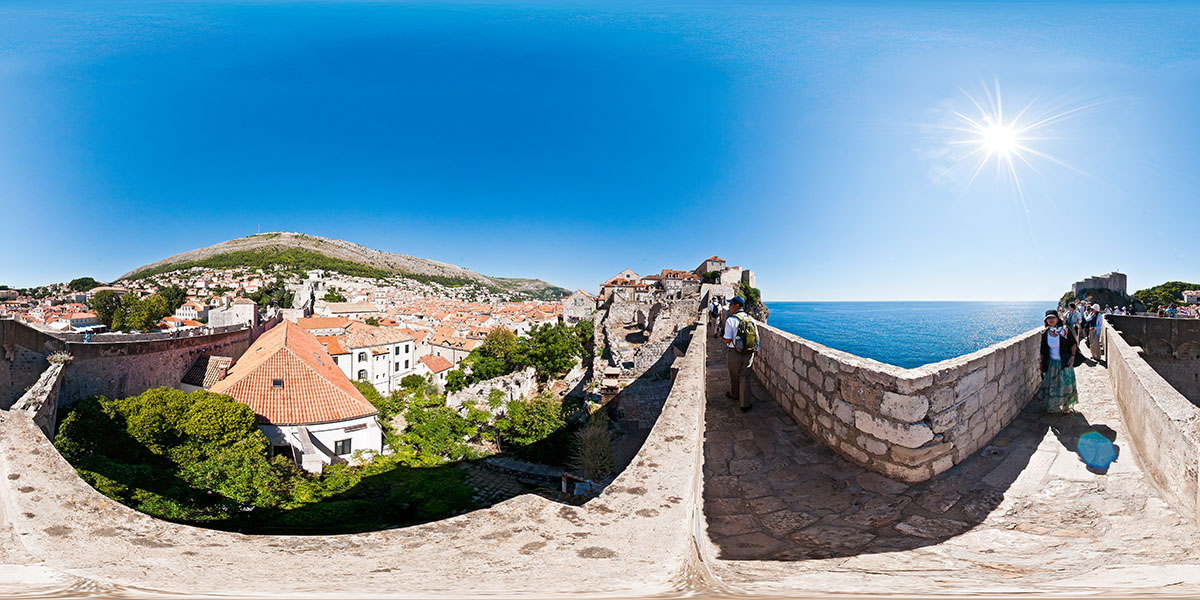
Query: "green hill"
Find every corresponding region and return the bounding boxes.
[119,232,569,300]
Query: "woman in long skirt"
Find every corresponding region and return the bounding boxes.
[1040,309,1080,413]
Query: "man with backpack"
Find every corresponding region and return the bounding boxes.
[722,296,758,411]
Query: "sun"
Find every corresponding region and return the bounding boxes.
[979,121,1019,156]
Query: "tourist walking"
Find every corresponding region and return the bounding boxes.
[1087,303,1104,360]
[1039,309,1080,414]
[1065,302,1081,339]
[723,296,758,411]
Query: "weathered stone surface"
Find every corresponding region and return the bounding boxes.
[927,385,956,413]
[930,408,957,433]
[759,510,819,537]
[896,373,934,395]
[894,515,970,539]
[844,496,911,526]
[789,524,876,554]
[915,490,962,514]
[890,442,954,467]
[856,471,909,495]
[857,434,887,456]
[880,391,929,423]
[855,411,934,449]
[955,368,987,398]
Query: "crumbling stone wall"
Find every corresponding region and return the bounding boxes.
[752,323,1041,482]
[446,366,537,414]
[1105,320,1200,525]
[632,301,695,375]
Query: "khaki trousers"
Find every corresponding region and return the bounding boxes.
[1088,329,1101,359]
[726,348,754,408]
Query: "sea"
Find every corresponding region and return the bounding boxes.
[764,301,1054,369]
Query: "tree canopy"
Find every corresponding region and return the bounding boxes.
[1134,281,1200,309]
[68,277,102,292]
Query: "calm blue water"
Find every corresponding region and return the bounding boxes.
[765,301,1053,369]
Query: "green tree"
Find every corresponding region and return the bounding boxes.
[364,316,380,326]
[323,289,347,303]
[445,368,468,393]
[702,270,720,284]
[157,285,188,312]
[518,322,583,380]
[68,277,101,292]
[89,290,122,328]
[496,393,566,449]
[1134,281,1200,309]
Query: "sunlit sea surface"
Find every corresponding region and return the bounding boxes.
[765,301,1054,369]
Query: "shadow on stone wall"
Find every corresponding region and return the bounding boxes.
[700,337,1111,561]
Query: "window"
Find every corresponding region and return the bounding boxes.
[404,360,409,369]
[358,352,367,362]
[333,356,339,365]
[394,346,400,356]
[404,344,409,353]
[334,439,352,455]
[357,370,367,380]
[271,379,283,389]
[394,363,400,372]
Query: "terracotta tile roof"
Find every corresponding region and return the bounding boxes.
[210,321,378,426]
[419,354,453,374]
[340,321,414,349]
[296,316,351,331]
[182,355,233,388]
[316,335,347,355]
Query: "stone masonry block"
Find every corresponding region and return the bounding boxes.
[807,366,822,384]
[882,461,932,483]
[840,441,870,464]
[857,434,888,456]
[929,408,957,434]
[880,392,929,423]
[933,364,963,385]
[896,374,934,395]
[981,380,999,408]
[824,374,837,393]
[927,385,956,413]
[954,368,987,399]
[814,353,838,373]
[800,344,813,362]
[931,453,955,475]
[834,400,854,424]
[890,442,954,467]
[854,411,934,449]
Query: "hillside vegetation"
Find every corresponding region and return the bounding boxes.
[120,232,569,300]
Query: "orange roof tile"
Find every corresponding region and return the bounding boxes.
[210,321,377,426]
[419,354,453,374]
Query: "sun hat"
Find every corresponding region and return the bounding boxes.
[1092,303,1101,310]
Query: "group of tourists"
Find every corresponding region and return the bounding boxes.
[1040,301,1112,415]
[1155,305,1200,318]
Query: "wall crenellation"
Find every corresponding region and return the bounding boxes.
[753,323,1041,482]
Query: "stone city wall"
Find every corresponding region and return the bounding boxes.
[1104,320,1200,525]
[1108,315,1200,403]
[0,319,257,409]
[0,321,711,597]
[13,361,68,439]
[752,323,1042,482]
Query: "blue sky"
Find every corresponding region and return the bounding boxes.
[1,1,1197,300]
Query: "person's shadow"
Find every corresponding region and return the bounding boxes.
[1049,413,1120,474]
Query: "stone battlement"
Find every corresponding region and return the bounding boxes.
[752,323,1041,482]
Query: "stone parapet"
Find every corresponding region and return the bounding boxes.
[0,322,711,597]
[1105,320,1200,525]
[13,361,68,439]
[752,323,1041,482]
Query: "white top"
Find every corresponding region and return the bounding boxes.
[724,314,741,349]
[1047,326,1064,361]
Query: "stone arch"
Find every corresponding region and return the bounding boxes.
[1176,341,1200,360]
[1145,338,1174,359]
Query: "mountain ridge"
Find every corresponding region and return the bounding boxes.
[118,232,569,300]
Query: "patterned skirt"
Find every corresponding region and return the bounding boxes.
[1041,358,1079,413]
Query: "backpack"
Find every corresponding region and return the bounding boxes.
[732,311,758,355]
[709,303,719,318]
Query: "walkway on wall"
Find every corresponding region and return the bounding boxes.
[701,337,1200,594]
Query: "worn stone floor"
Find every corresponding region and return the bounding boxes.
[701,338,1200,594]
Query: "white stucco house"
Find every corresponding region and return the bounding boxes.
[208,320,384,473]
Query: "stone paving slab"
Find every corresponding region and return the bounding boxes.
[701,338,1200,594]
